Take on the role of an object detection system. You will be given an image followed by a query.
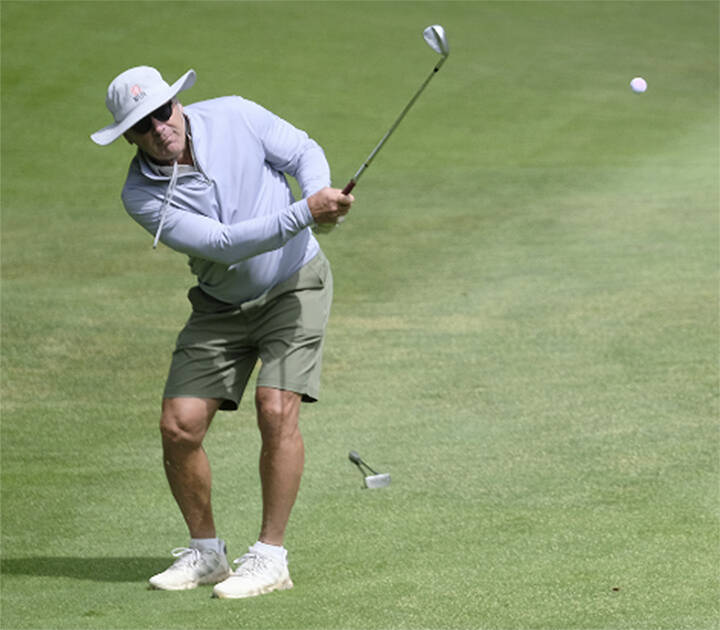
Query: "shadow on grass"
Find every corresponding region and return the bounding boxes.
[1,557,169,583]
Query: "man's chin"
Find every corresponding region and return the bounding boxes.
[149,146,182,165]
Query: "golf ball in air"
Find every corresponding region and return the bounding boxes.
[630,77,647,93]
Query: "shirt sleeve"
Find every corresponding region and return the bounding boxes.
[123,184,314,266]
[241,100,331,197]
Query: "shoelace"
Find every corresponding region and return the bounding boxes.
[168,546,203,569]
[231,552,272,577]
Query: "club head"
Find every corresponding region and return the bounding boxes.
[423,24,450,57]
[364,473,391,489]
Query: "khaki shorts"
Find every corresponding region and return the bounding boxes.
[164,252,333,410]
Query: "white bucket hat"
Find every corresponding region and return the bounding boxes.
[91,66,196,146]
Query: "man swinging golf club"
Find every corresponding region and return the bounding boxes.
[91,24,447,600]
[91,66,352,599]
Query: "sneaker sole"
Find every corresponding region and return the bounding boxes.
[213,577,294,599]
[149,580,200,591]
[149,569,232,591]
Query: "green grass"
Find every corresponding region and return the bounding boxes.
[2,1,718,629]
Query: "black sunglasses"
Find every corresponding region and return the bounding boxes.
[131,100,174,134]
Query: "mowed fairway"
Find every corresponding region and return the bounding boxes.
[1,1,718,629]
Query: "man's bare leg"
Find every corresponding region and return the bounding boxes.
[160,397,222,538]
[255,387,304,546]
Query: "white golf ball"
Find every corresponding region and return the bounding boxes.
[630,77,647,93]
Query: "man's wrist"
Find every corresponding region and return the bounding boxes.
[294,199,315,228]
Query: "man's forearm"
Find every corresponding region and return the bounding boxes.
[149,200,314,265]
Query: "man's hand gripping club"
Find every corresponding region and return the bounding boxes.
[307,187,354,226]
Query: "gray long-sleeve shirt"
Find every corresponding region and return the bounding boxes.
[121,96,331,304]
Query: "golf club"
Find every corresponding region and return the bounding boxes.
[349,450,391,489]
[341,25,450,195]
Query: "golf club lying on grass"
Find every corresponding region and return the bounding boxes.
[341,25,450,195]
[349,450,391,489]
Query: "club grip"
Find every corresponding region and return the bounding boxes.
[342,180,356,195]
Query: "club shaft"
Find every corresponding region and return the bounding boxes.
[360,461,379,476]
[351,459,379,476]
[342,56,447,195]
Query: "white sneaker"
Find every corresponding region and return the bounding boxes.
[149,544,231,591]
[213,549,293,599]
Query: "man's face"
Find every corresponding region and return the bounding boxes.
[125,101,186,164]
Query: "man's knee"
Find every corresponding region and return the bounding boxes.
[160,397,219,448]
[255,388,301,440]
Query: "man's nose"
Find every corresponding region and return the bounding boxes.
[150,117,168,133]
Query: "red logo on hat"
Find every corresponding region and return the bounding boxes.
[130,84,145,101]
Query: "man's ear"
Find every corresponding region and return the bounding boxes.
[123,132,134,145]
